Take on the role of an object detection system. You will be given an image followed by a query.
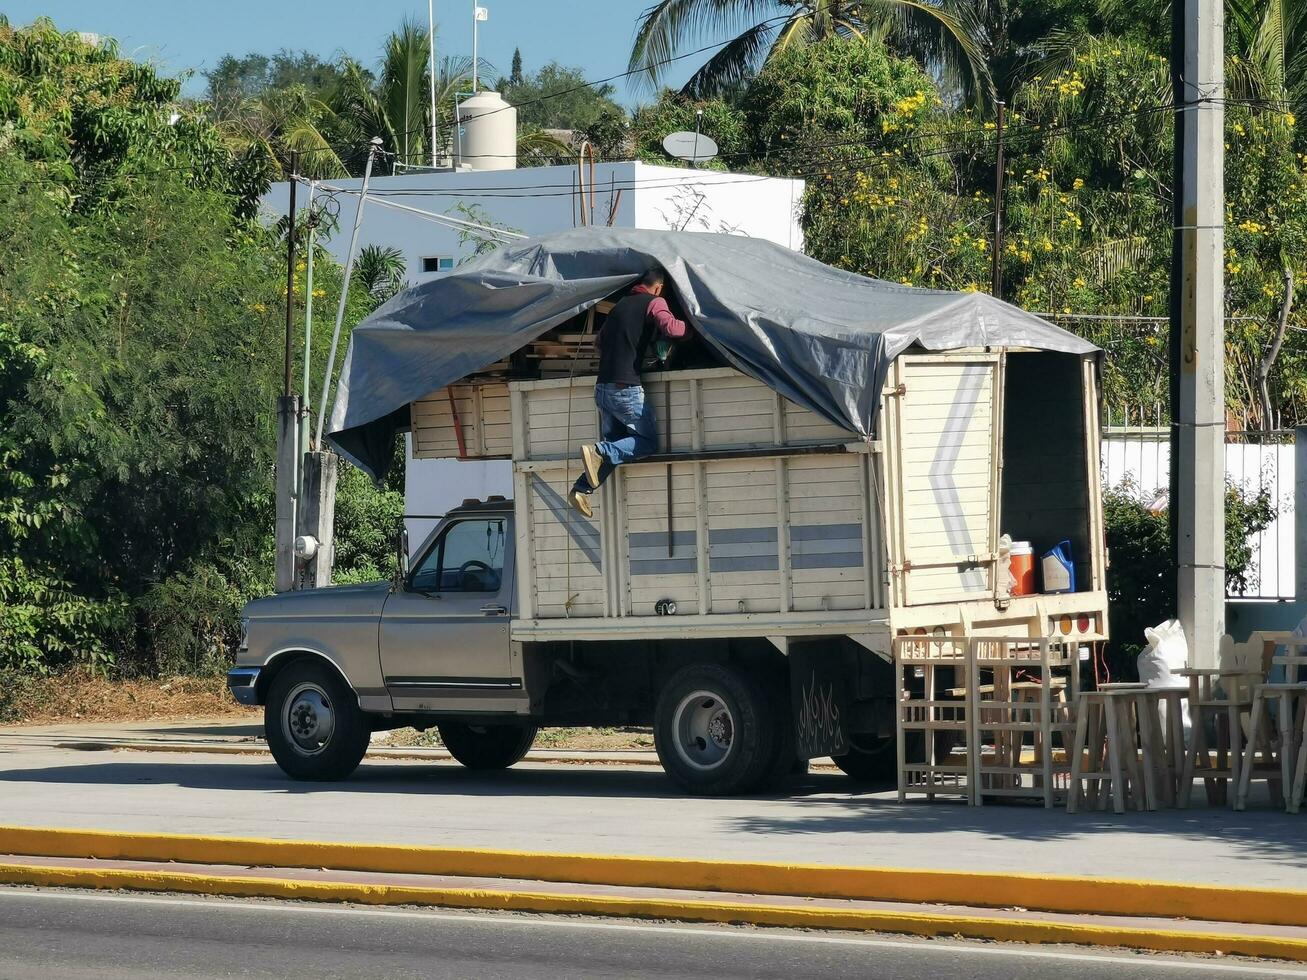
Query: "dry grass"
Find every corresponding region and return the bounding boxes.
[0,668,256,726]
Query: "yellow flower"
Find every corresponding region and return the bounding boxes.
[1072,177,1084,190]
[251,302,267,313]
[1073,277,1087,288]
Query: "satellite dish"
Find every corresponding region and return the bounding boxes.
[662,130,719,164]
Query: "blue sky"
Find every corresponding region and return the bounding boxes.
[2,1,694,106]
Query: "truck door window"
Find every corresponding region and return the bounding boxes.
[409,518,506,594]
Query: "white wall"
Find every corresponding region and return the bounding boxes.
[1101,432,1295,599]
[260,162,804,285]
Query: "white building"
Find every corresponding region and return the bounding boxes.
[261,161,805,531]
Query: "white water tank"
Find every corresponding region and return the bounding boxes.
[457,91,517,171]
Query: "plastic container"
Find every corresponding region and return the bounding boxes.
[1041,540,1076,594]
[1009,541,1035,596]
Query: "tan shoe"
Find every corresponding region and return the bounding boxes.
[567,488,593,519]
[581,444,603,489]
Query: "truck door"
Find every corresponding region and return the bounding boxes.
[379,514,521,712]
[883,352,1004,607]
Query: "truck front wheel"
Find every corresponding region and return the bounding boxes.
[265,659,371,781]
[439,723,537,770]
[655,664,777,795]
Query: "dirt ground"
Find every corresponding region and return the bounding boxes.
[381,725,655,751]
[1,668,255,726]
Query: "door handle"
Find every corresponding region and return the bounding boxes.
[480,603,508,616]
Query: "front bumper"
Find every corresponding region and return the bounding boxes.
[226,666,261,706]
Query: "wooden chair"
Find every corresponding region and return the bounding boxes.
[1237,637,1307,812]
[1177,635,1265,808]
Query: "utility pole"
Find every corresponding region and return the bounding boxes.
[275,156,300,593]
[991,102,1005,297]
[1171,0,1225,665]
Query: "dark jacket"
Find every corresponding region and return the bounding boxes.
[596,284,688,385]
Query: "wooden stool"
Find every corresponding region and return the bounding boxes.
[1236,683,1306,810]
[1067,687,1151,814]
[1146,687,1187,807]
[1177,668,1249,808]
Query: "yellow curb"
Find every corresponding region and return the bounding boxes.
[1,824,1304,928]
[1,861,1304,961]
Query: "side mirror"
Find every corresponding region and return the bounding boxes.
[393,525,410,590]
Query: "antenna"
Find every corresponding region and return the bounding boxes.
[472,2,488,91]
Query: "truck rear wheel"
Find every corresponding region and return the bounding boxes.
[832,733,896,783]
[439,723,537,770]
[265,659,370,781]
[655,663,777,795]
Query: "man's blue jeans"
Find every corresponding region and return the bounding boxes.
[573,382,657,493]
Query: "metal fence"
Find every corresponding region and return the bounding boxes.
[1100,414,1295,600]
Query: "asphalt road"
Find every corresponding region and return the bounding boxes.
[1,888,1302,980]
[4,741,1307,887]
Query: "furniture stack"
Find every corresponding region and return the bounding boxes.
[895,635,1081,806]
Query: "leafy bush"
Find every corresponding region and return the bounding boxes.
[1104,481,1277,676]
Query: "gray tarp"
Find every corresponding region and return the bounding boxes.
[327,227,1098,481]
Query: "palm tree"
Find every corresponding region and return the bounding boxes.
[628,0,990,105]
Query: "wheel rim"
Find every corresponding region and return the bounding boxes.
[671,689,736,771]
[282,682,336,756]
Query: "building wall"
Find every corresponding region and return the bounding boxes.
[260,162,804,285]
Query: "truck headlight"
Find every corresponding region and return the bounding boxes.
[238,617,250,652]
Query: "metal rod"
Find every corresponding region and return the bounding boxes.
[991,102,1005,297]
[665,377,673,558]
[283,152,298,396]
[315,139,381,450]
[300,180,317,457]
[428,0,439,168]
[471,0,478,92]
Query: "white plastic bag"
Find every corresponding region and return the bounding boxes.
[1137,618,1190,733]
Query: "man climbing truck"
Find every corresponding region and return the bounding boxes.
[229,228,1109,797]
[568,267,688,518]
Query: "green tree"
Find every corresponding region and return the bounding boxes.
[499,61,623,132]
[204,50,348,120]
[509,46,524,86]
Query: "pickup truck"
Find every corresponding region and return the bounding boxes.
[229,497,887,795]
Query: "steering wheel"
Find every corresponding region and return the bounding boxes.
[458,559,493,591]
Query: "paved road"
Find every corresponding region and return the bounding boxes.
[2,741,1307,887]
[1,888,1301,980]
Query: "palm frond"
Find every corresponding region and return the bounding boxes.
[681,17,788,97]
[628,0,782,93]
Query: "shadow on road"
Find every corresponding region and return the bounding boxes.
[0,755,864,804]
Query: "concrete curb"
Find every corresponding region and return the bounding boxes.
[2,860,1304,961]
[2,825,1304,929]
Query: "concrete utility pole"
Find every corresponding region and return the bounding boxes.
[274,162,300,593]
[991,101,1006,297]
[1171,0,1226,665]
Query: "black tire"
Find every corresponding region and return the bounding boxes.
[265,658,371,781]
[439,722,537,770]
[832,733,897,783]
[654,663,777,795]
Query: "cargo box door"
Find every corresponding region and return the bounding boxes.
[884,353,1002,608]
